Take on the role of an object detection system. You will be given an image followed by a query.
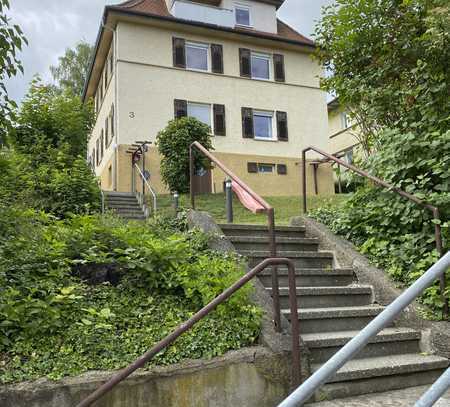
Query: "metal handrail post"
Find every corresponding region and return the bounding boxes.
[225,179,233,223]
[134,163,157,215]
[268,207,281,332]
[77,258,301,407]
[415,367,450,407]
[189,144,195,210]
[278,252,450,407]
[302,149,307,213]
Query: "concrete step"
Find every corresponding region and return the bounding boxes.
[104,192,136,197]
[111,208,145,215]
[242,250,334,269]
[107,204,142,210]
[267,285,373,308]
[258,268,355,288]
[314,354,449,400]
[283,305,386,334]
[229,236,319,252]
[302,328,421,364]
[219,224,306,238]
[107,200,141,207]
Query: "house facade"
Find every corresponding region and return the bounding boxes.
[84,0,333,197]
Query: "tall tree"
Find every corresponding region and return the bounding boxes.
[50,41,94,96]
[0,0,27,142]
[315,0,450,154]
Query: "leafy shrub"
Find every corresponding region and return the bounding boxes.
[157,117,212,193]
[0,148,101,217]
[0,209,261,383]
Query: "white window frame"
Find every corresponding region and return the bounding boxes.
[253,110,276,141]
[185,41,210,72]
[341,112,350,129]
[187,101,213,130]
[234,4,252,28]
[251,51,272,80]
[258,163,275,174]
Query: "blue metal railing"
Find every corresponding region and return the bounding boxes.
[278,252,450,407]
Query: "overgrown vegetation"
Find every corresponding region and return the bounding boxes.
[157,117,213,194]
[313,0,450,317]
[0,211,260,384]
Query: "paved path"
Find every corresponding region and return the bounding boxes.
[307,385,450,406]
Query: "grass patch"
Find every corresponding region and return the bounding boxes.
[156,193,350,225]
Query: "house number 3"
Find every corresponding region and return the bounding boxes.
[129,112,135,118]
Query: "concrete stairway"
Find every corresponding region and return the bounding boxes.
[219,223,449,401]
[104,192,146,221]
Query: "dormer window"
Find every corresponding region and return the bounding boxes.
[235,4,251,27]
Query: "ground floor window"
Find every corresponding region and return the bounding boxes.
[253,110,274,140]
[187,102,212,128]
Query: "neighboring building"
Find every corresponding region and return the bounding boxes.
[84,0,333,197]
[327,97,360,164]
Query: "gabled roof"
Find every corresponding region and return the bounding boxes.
[110,0,314,47]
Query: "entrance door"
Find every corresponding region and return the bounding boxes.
[193,166,212,194]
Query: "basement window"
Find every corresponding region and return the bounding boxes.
[258,163,275,173]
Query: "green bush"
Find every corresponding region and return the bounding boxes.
[157,117,213,193]
[0,209,261,383]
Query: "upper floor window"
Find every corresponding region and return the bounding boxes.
[173,37,224,74]
[341,112,350,129]
[235,4,251,27]
[239,49,285,82]
[251,52,270,80]
[186,42,209,71]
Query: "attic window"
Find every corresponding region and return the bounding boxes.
[235,5,251,27]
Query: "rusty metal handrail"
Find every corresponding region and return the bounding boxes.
[76,258,301,407]
[302,145,448,317]
[189,141,282,331]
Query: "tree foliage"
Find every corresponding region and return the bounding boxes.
[1,79,100,218]
[315,0,450,151]
[157,117,213,193]
[49,41,94,95]
[312,0,450,318]
[0,0,27,140]
[9,78,94,158]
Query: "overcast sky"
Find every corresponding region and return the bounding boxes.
[6,0,333,103]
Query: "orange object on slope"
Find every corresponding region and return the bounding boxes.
[231,181,266,214]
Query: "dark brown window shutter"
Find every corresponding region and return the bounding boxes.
[276,111,289,141]
[211,44,224,74]
[174,99,188,119]
[213,104,226,136]
[273,54,285,82]
[247,162,258,173]
[110,105,115,138]
[239,48,251,77]
[105,117,109,147]
[173,37,186,68]
[277,164,287,175]
[242,107,254,138]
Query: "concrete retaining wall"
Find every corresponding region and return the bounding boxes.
[0,347,290,407]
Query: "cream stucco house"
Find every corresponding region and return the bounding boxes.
[84,0,333,197]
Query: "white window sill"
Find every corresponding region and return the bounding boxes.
[235,24,253,29]
[254,137,277,142]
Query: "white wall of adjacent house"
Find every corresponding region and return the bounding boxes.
[113,21,328,158]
